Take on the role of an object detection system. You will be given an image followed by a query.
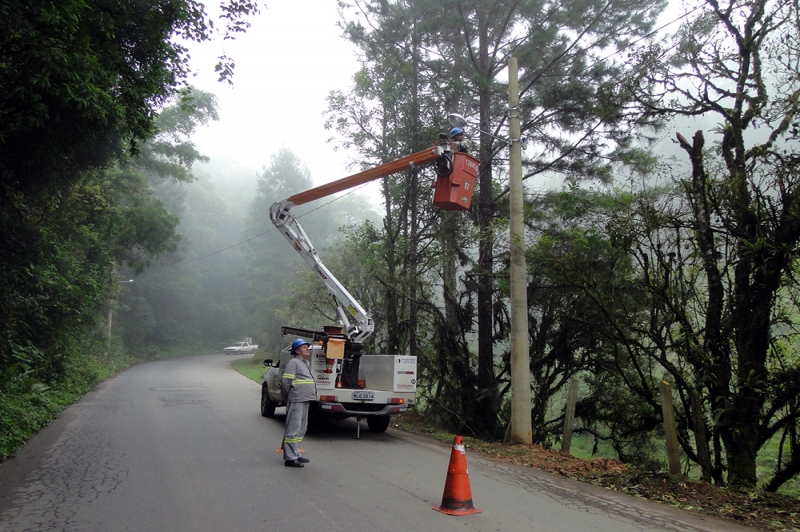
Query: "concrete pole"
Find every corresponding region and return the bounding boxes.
[508,57,532,445]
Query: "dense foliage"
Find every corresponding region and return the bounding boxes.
[611,0,800,488]
[330,0,666,440]
[0,0,258,458]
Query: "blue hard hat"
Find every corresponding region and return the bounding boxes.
[450,127,464,138]
[291,338,311,352]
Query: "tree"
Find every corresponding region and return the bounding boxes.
[619,0,800,488]
[334,0,667,438]
[117,89,232,353]
[0,0,259,378]
[241,149,315,350]
[332,3,498,434]
[0,0,258,200]
[522,185,673,465]
[440,0,667,438]
[327,9,445,357]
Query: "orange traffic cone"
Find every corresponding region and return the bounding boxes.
[432,435,482,515]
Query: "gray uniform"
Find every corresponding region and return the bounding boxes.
[281,357,316,460]
[453,140,472,154]
[281,357,317,402]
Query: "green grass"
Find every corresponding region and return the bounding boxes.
[232,352,274,383]
[565,433,619,461]
[757,435,800,497]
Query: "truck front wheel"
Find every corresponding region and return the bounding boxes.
[261,385,276,417]
[367,415,390,433]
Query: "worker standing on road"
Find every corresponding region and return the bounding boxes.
[281,339,317,468]
[450,127,471,154]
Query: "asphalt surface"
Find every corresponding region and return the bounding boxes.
[0,354,756,532]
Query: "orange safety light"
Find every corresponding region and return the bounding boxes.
[319,395,337,402]
[388,398,405,404]
[432,152,479,211]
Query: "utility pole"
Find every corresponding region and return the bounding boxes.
[508,57,532,445]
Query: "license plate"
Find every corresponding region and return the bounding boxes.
[352,390,374,401]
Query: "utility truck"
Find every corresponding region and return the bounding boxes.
[260,134,479,434]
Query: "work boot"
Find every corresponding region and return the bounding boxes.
[284,460,304,468]
[297,457,310,463]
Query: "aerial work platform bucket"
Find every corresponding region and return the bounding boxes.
[433,152,479,211]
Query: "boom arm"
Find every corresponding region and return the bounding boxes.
[270,203,374,342]
[269,142,453,343]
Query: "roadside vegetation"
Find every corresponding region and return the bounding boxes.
[0,339,134,460]
[232,353,273,383]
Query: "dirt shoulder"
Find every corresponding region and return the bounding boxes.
[392,411,800,531]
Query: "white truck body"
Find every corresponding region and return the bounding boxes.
[261,345,416,433]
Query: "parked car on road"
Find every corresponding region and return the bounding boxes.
[223,341,258,355]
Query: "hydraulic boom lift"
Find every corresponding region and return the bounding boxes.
[269,135,478,388]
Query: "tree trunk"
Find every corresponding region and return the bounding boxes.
[473,18,500,437]
[476,20,495,395]
[441,212,460,330]
[382,164,400,355]
[408,29,420,359]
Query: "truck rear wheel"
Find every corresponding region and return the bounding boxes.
[367,415,390,433]
[261,385,276,417]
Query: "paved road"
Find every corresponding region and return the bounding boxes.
[0,354,753,532]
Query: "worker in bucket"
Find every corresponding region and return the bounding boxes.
[280,339,317,468]
[450,127,471,154]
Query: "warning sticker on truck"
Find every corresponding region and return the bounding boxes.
[393,356,417,392]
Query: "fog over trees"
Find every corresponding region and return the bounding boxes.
[2,0,800,493]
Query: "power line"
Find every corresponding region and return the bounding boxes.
[553,4,705,80]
